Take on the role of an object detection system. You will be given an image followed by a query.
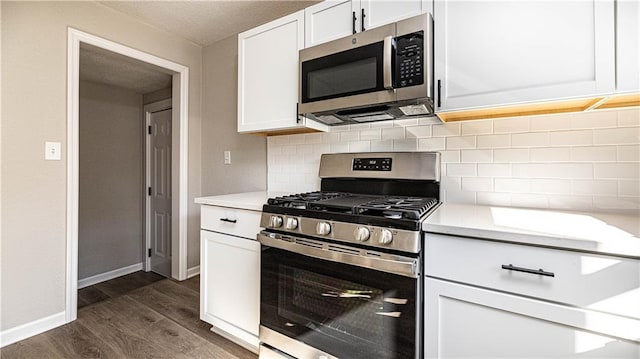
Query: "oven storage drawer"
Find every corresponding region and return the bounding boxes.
[425,233,640,319]
[200,205,261,238]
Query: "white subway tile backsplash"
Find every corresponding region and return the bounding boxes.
[495,178,531,193]
[571,146,617,162]
[572,180,618,196]
[304,133,323,144]
[593,127,640,145]
[494,149,530,162]
[461,149,493,163]
[477,134,510,148]
[477,192,512,206]
[446,136,476,150]
[549,130,593,146]
[370,140,394,152]
[393,139,418,151]
[493,117,530,133]
[617,108,640,127]
[340,131,360,142]
[594,163,640,179]
[447,163,477,177]
[349,141,370,152]
[478,163,511,177]
[267,110,639,214]
[381,127,405,140]
[405,125,432,138]
[512,163,593,179]
[432,122,461,137]
[529,114,572,132]
[619,180,640,196]
[418,137,445,151]
[530,147,571,162]
[512,132,549,148]
[529,179,572,194]
[440,150,461,163]
[359,129,382,141]
[571,111,617,129]
[618,145,640,162]
[462,177,493,192]
[461,120,493,135]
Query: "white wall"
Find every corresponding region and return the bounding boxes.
[1,1,202,332]
[267,109,640,215]
[79,80,144,280]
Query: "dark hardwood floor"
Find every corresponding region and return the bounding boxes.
[0,272,258,359]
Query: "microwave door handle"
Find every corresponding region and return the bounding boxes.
[383,36,393,90]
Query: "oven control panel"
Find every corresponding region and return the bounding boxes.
[352,157,392,171]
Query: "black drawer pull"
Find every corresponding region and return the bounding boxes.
[501,264,555,277]
[219,218,237,223]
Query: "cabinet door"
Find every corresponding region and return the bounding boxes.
[361,0,431,31]
[616,0,640,93]
[425,278,640,358]
[201,230,260,336]
[305,0,358,47]
[238,11,304,132]
[434,0,615,112]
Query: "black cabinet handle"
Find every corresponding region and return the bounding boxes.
[352,11,357,34]
[437,79,442,108]
[219,218,237,223]
[361,8,366,32]
[501,264,555,277]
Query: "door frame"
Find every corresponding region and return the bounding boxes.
[66,28,189,323]
[144,99,173,274]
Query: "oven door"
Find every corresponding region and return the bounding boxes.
[258,231,422,359]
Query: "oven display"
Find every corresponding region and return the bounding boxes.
[353,158,392,171]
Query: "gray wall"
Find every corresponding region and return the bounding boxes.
[79,81,144,279]
[200,35,267,196]
[1,1,202,331]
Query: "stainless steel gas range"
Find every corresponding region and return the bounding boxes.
[257,152,441,359]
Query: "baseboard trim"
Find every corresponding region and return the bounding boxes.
[0,311,66,348]
[78,262,143,289]
[187,265,200,278]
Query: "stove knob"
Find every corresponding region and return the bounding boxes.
[285,217,298,230]
[354,227,370,242]
[316,222,331,236]
[379,229,393,245]
[269,215,283,228]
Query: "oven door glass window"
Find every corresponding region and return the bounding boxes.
[301,41,385,103]
[261,246,419,359]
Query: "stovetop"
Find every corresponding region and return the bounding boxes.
[265,191,439,231]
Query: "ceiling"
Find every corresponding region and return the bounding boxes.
[80,43,173,93]
[81,1,319,93]
[98,0,320,46]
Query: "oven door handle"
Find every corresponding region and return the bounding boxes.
[258,232,419,278]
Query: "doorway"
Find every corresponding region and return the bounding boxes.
[67,28,190,323]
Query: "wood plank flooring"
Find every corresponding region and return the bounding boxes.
[1,273,258,359]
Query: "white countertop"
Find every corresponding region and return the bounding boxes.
[424,203,640,259]
[195,191,291,211]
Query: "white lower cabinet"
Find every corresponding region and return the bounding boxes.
[425,234,640,358]
[200,207,261,352]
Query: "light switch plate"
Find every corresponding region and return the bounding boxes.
[45,141,61,161]
[223,150,231,165]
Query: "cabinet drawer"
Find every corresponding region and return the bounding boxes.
[201,205,261,239]
[425,234,640,319]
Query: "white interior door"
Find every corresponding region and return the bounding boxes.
[148,106,172,277]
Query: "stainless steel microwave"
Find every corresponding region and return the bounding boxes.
[299,13,434,126]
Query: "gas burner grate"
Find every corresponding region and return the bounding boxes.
[267,191,348,209]
[356,196,439,220]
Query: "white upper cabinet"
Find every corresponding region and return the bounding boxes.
[305,0,432,48]
[616,0,640,93]
[434,0,616,112]
[238,10,326,133]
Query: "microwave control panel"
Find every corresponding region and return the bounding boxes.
[394,31,424,88]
